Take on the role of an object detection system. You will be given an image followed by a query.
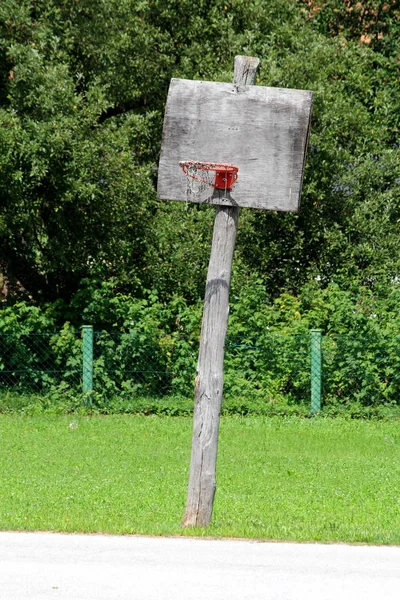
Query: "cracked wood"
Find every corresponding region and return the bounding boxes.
[182,56,259,528]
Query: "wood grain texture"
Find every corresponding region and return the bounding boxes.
[182,56,259,529]
[158,73,313,211]
[182,204,239,527]
[233,55,260,88]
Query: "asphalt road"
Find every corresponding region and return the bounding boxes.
[1,532,399,600]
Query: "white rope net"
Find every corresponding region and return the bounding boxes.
[180,161,216,203]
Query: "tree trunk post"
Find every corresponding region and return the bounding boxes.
[182,56,260,528]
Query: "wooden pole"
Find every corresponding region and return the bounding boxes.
[182,56,260,528]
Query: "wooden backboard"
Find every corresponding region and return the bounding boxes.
[157,78,313,212]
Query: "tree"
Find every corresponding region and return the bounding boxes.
[235,0,400,295]
[0,0,399,313]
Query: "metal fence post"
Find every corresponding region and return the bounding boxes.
[82,325,94,400]
[311,329,322,414]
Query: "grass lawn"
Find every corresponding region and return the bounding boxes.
[1,414,400,544]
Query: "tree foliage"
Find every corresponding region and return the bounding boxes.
[0,0,399,317]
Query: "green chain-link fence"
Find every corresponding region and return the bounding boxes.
[321,332,400,409]
[0,327,198,409]
[311,330,322,414]
[1,327,400,412]
[0,331,82,395]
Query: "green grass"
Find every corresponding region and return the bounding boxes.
[1,414,400,544]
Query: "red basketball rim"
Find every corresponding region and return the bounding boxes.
[179,161,239,191]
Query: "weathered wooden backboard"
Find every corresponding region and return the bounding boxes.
[157,78,313,212]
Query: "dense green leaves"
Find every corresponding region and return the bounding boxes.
[3,279,400,413]
[0,0,399,343]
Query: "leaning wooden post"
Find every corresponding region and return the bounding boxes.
[157,56,313,528]
[182,56,260,528]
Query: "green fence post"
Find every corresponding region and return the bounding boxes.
[311,329,322,414]
[82,325,93,401]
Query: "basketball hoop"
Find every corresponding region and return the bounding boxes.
[179,161,239,203]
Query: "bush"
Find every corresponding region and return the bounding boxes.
[3,280,400,416]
